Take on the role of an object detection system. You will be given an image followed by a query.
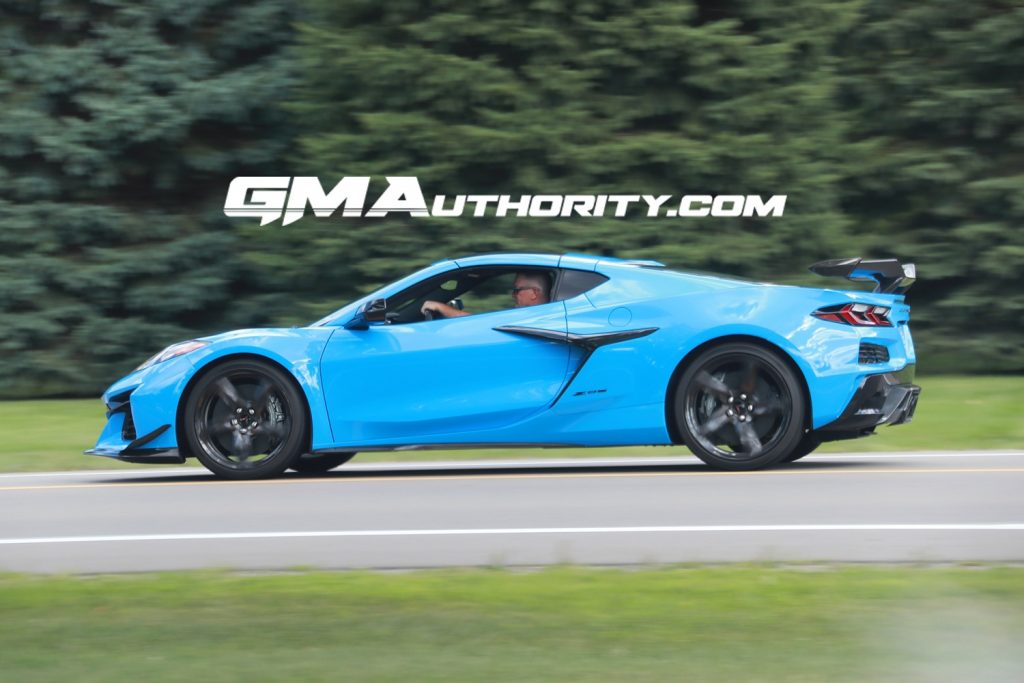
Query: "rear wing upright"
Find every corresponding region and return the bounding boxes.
[809,258,916,294]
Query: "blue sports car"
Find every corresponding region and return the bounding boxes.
[88,253,920,479]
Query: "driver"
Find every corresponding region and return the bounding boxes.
[420,271,550,319]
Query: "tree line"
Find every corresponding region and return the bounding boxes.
[1,0,1021,397]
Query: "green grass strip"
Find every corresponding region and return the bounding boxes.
[1,566,1022,682]
[1,376,1021,472]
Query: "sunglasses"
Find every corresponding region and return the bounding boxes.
[511,286,540,295]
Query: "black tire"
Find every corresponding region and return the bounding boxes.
[672,342,806,470]
[184,359,307,479]
[781,434,821,463]
[289,452,355,474]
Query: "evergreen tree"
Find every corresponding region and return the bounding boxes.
[3,0,1020,399]
[258,0,856,320]
[837,0,1024,372]
[0,0,298,396]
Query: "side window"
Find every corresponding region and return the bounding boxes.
[552,269,609,301]
[384,267,557,324]
[458,271,519,315]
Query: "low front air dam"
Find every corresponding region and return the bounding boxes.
[815,365,920,442]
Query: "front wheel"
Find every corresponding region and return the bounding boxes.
[184,359,308,479]
[672,342,807,470]
[290,452,355,473]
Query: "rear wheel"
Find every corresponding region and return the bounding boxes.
[184,359,307,479]
[290,452,355,473]
[673,342,806,470]
[781,434,821,463]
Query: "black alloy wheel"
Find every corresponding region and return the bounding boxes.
[290,452,356,474]
[673,342,806,470]
[781,434,822,463]
[184,359,307,479]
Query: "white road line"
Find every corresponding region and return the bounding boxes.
[2,524,1023,545]
[0,468,208,479]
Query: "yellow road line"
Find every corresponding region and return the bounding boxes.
[1,467,1023,492]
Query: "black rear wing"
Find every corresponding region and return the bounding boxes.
[809,258,916,294]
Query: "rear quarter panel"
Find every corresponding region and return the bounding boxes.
[559,267,913,438]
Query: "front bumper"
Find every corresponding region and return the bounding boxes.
[85,448,185,465]
[816,366,920,442]
[85,422,184,464]
[85,355,195,464]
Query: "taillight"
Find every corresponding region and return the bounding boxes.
[812,303,892,327]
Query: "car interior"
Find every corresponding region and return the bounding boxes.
[382,266,607,324]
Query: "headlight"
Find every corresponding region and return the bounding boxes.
[136,340,209,371]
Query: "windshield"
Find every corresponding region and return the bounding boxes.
[310,260,457,327]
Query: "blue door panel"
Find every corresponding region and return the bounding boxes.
[320,302,570,444]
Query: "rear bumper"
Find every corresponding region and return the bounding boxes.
[816,366,920,442]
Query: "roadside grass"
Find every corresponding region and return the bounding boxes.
[1,566,1022,682]
[0,376,1021,472]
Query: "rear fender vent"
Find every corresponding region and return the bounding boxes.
[859,342,890,364]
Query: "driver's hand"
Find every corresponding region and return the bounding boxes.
[420,301,470,318]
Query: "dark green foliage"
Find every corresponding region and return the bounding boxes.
[259,0,855,321]
[1,0,1021,399]
[835,0,1024,371]
[264,0,1022,372]
[0,0,298,396]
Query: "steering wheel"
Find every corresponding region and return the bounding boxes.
[423,308,436,321]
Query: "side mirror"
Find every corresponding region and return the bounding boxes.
[363,298,387,322]
[344,298,387,330]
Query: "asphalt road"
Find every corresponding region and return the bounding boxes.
[1,451,1022,573]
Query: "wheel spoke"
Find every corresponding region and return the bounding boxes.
[697,407,731,438]
[694,371,732,400]
[733,420,763,457]
[231,432,256,461]
[214,377,245,409]
[739,360,759,395]
[210,419,234,437]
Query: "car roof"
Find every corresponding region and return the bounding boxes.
[451,253,562,268]
[449,253,666,271]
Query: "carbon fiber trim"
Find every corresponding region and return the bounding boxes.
[494,326,658,349]
[816,368,920,441]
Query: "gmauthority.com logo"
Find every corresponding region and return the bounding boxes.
[224,176,786,226]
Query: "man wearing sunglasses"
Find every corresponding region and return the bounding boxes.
[420,271,551,319]
[509,271,551,309]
